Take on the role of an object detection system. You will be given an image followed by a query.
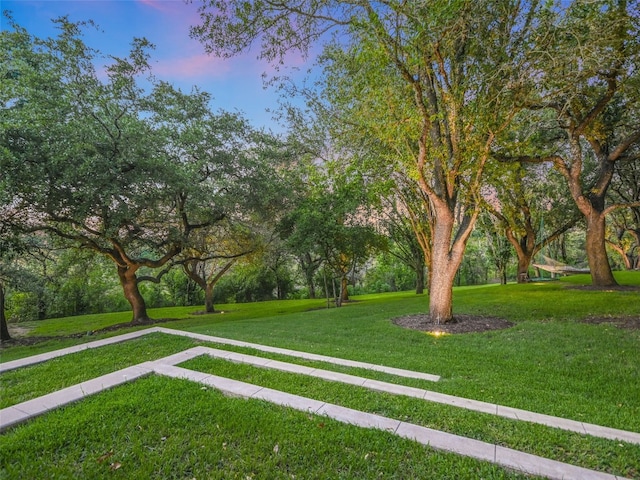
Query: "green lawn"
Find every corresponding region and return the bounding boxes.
[1,272,639,479]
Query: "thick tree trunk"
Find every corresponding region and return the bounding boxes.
[516,254,533,283]
[204,284,215,313]
[428,212,463,323]
[429,267,455,323]
[117,265,150,323]
[586,211,618,286]
[0,282,11,342]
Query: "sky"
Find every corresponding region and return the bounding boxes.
[1,0,310,132]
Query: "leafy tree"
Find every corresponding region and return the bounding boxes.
[192,0,547,322]
[485,163,579,282]
[477,214,512,285]
[498,0,640,286]
[0,18,266,323]
[182,222,257,313]
[607,158,640,269]
[0,226,22,340]
[280,164,382,306]
[378,193,427,294]
[363,252,417,294]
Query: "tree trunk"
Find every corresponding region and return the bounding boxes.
[516,254,532,283]
[428,211,462,323]
[0,282,11,342]
[308,276,316,299]
[586,211,618,286]
[500,267,507,285]
[340,276,349,303]
[415,265,425,294]
[302,254,317,299]
[606,240,632,270]
[204,283,215,313]
[429,262,456,323]
[117,265,150,323]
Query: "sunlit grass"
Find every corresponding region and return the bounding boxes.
[1,271,638,478]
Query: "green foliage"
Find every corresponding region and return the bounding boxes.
[0,16,288,321]
[363,253,416,293]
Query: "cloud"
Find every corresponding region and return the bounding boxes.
[151,53,232,80]
[136,0,174,13]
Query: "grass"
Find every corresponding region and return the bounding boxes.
[178,355,640,478]
[1,271,639,478]
[0,376,532,479]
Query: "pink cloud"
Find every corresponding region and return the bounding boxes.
[136,0,175,13]
[151,53,232,80]
[136,0,202,22]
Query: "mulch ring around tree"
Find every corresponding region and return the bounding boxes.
[392,314,515,334]
[581,315,640,330]
[1,317,180,348]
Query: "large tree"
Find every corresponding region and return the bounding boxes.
[182,220,260,313]
[1,18,267,322]
[497,0,640,286]
[192,0,544,322]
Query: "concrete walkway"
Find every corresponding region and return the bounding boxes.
[1,327,638,479]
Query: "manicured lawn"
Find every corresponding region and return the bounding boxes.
[1,272,639,478]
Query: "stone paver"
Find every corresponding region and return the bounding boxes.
[1,326,441,381]
[251,387,327,413]
[316,403,401,433]
[494,445,626,480]
[0,406,31,431]
[0,329,154,373]
[153,346,210,367]
[396,421,496,462]
[582,423,640,445]
[153,327,442,382]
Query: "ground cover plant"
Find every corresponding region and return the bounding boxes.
[1,273,639,478]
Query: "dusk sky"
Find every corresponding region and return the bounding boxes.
[1,0,311,132]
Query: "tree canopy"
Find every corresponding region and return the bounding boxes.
[1,16,286,323]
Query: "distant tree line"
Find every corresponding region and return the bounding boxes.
[2,1,639,339]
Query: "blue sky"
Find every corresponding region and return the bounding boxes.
[1,0,308,131]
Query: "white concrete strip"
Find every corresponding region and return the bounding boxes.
[493,445,629,480]
[1,326,441,382]
[4,328,640,447]
[0,364,154,432]
[164,346,640,447]
[0,329,157,373]
[153,327,441,382]
[153,364,630,480]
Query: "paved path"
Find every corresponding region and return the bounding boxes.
[1,327,638,479]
